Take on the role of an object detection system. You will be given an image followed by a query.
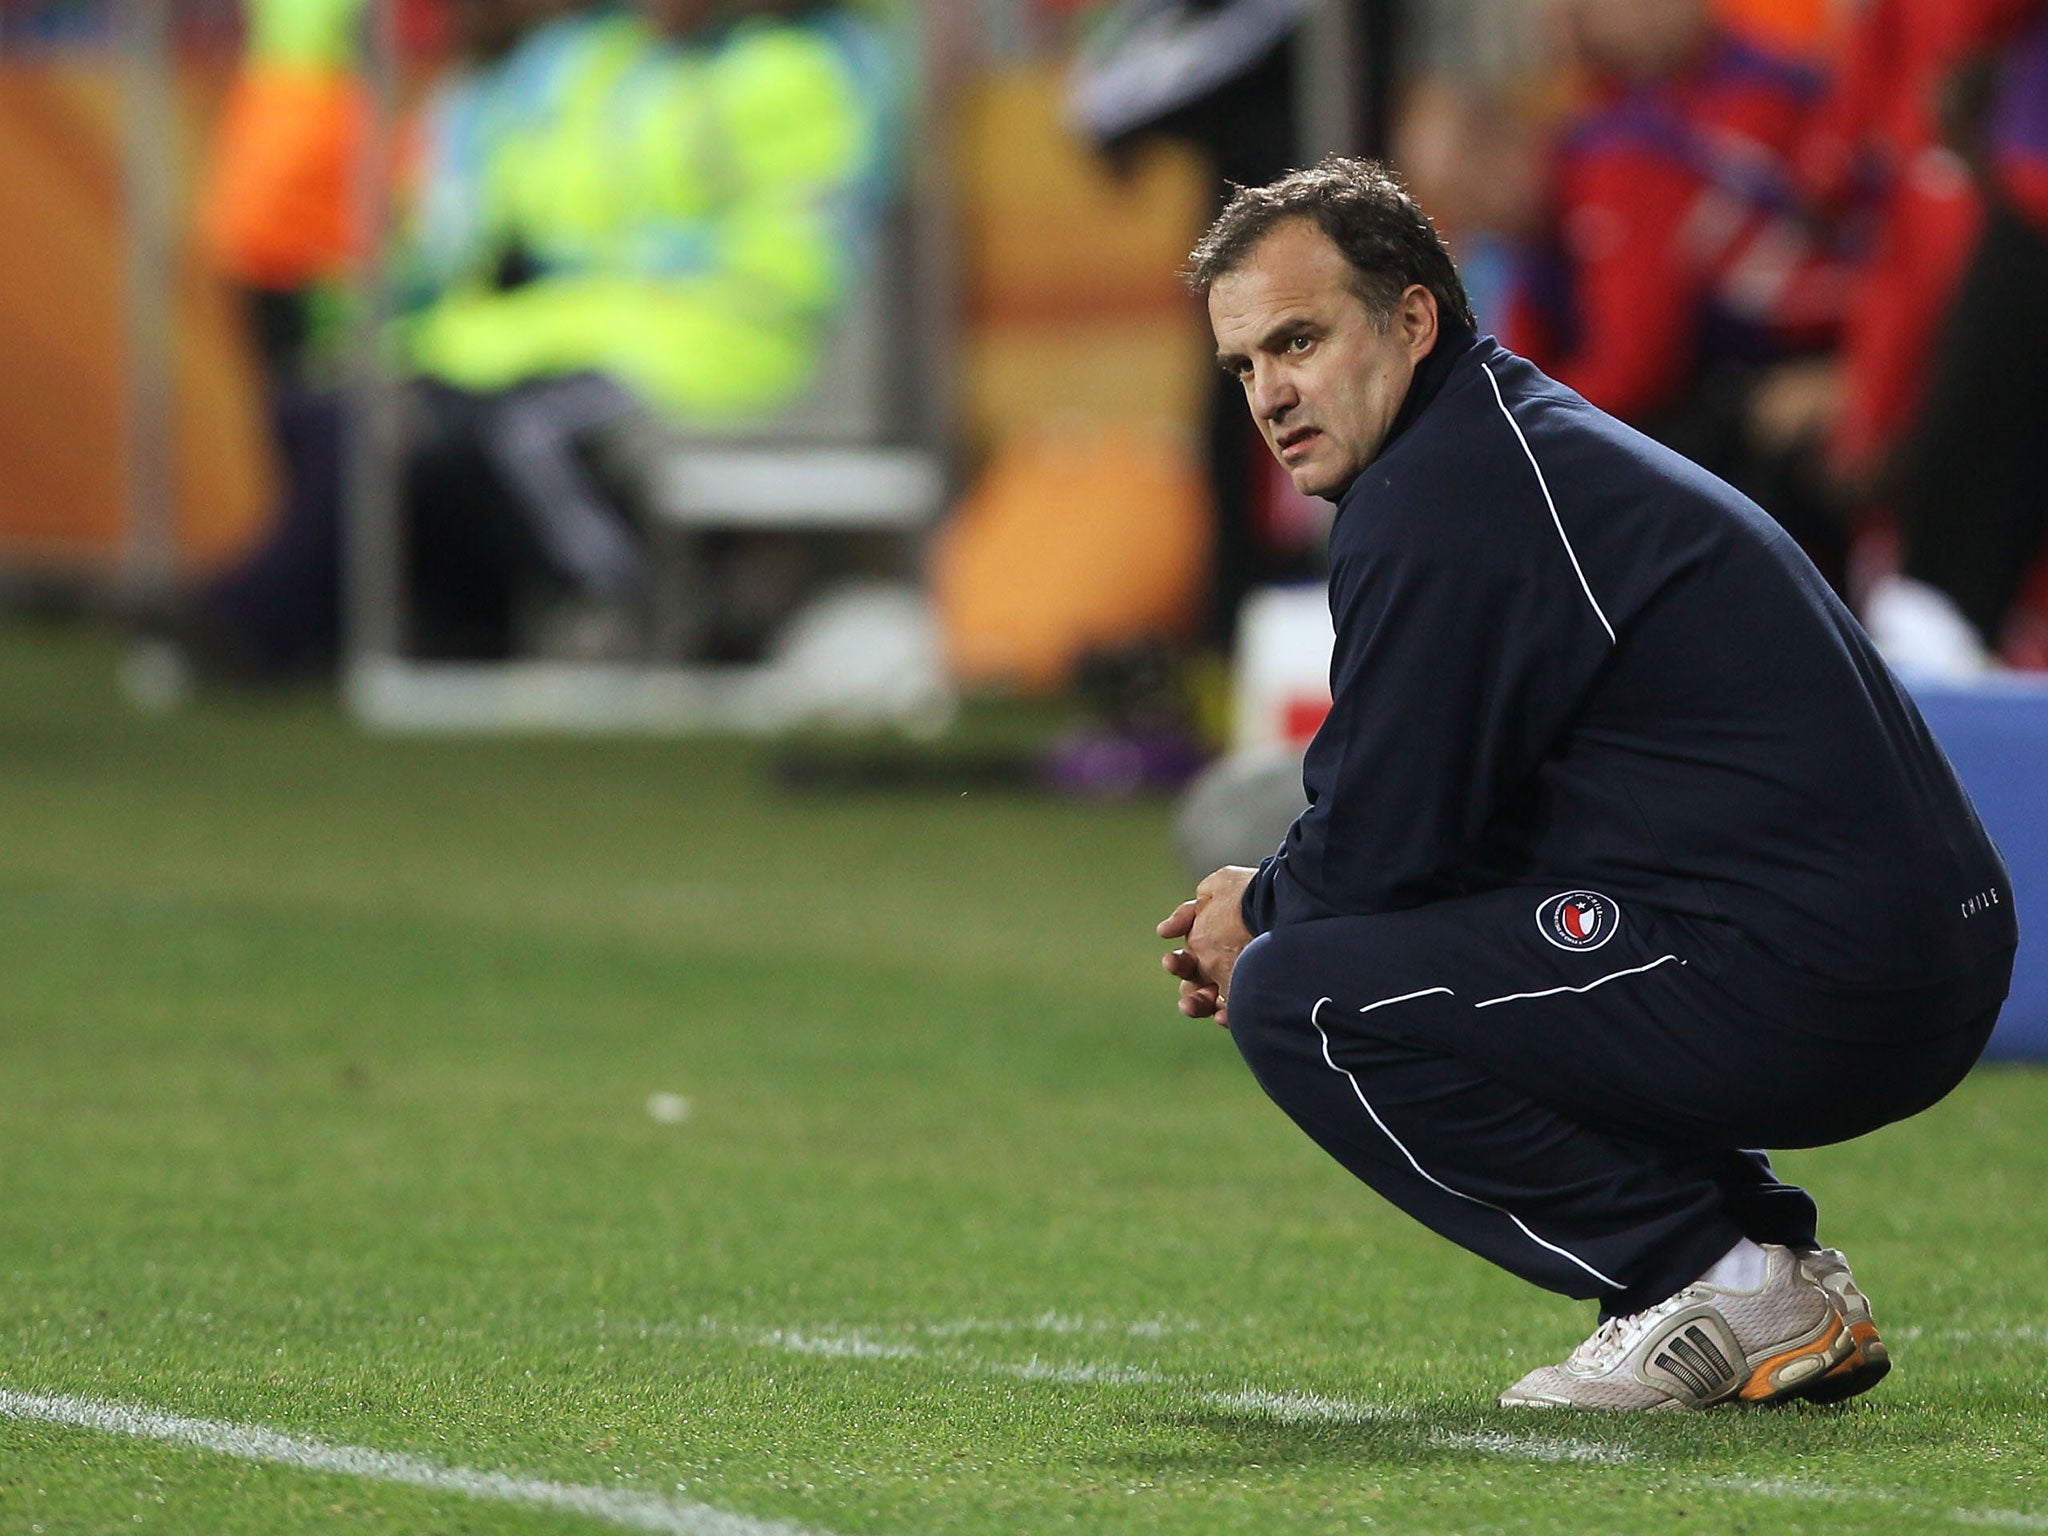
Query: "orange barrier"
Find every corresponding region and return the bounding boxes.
[0,60,275,576]
[932,422,1210,691]
[956,63,1212,447]
[940,64,1216,691]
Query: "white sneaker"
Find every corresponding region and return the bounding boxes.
[1498,1243,1853,1410]
[1785,1248,1890,1403]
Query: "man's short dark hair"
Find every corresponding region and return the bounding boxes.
[1186,155,1477,333]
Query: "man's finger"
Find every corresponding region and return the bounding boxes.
[1162,948,1205,981]
[1156,900,1199,939]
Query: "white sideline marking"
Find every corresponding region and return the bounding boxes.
[1950,1513,2048,1530]
[1426,1427,1632,1465]
[1703,1475,2048,1529]
[1199,1391,1631,1464]
[1894,1324,2048,1346]
[711,1323,1161,1385]
[0,1388,830,1536]
[916,1314,1197,1339]
[995,1359,1163,1385]
[747,1327,920,1361]
[1201,1389,1404,1425]
[1702,1475,1852,1502]
[721,1322,1632,1466]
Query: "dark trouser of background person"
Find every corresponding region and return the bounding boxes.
[404,374,646,661]
[189,286,349,681]
[1185,37,1320,651]
[1888,201,2048,653]
[1074,9,1317,651]
[1076,0,1399,650]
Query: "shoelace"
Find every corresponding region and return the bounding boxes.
[1568,1316,1632,1372]
[1568,1287,1700,1373]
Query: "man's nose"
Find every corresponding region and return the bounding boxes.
[1250,366,1297,421]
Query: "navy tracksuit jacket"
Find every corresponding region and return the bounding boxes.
[1224,327,2017,1312]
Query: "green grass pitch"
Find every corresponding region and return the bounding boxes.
[1,624,2044,1536]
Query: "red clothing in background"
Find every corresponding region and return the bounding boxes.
[1507,32,1849,425]
[1799,0,2046,479]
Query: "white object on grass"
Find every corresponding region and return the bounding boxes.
[118,638,192,715]
[646,1093,691,1125]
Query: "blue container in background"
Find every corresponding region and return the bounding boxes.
[1913,678,2048,1061]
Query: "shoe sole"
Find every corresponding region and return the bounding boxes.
[1778,1320,1891,1405]
[1734,1311,1852,1403]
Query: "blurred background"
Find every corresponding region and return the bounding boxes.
[0,0,2043,1043]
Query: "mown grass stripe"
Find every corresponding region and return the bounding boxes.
[0,1388,834,1536]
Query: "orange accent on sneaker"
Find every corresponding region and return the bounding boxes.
[1736,1312,1848,1402]
[1792,1319,1892,1404]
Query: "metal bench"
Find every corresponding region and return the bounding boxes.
[350,198,957,736]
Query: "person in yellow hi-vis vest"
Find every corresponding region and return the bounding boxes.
[396,0,570,308]
[400,0,888,660]
[409,0,879,419]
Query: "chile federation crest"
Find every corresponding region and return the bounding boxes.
[1536,890,1620,951]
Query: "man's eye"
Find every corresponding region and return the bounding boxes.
[1287,335,1314,353]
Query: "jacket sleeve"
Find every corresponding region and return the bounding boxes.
[1240,417,1617,934]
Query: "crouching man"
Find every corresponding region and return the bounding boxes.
[1159,157,2015,1410]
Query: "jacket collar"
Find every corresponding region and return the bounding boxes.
[1326,321,1481,513]
[1381,319,1479,456]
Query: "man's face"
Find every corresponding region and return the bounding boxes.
[1208,220,1438,501]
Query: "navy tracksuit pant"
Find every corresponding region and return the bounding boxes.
[1226,887,2009,1316]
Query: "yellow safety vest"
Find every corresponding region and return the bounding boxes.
[407,13,880,425]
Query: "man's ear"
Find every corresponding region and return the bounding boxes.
[1398,284,1440,362]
